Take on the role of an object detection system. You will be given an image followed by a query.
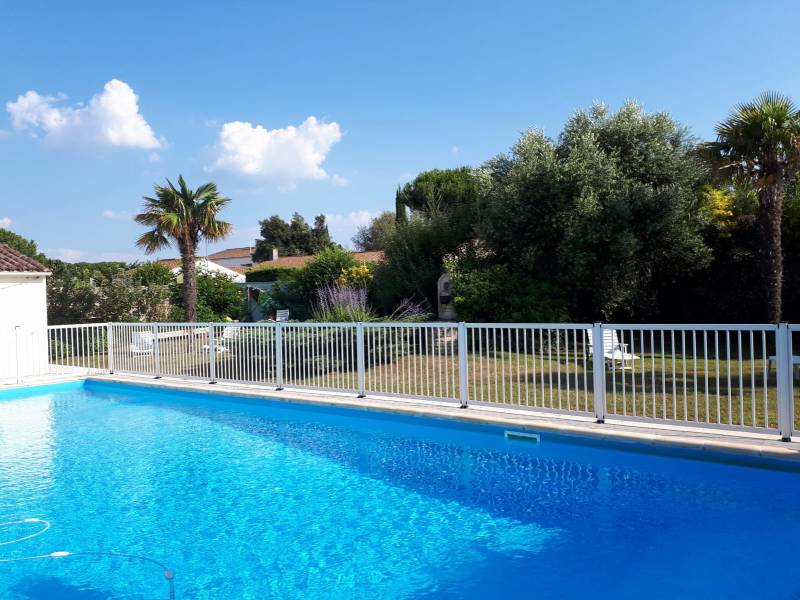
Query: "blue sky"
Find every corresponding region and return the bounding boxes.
[1,0,798,263]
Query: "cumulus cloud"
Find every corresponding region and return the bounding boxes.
[208,116,343,182]
[6,79,164,149]
[0,217,12,228]
[102,209,131,220]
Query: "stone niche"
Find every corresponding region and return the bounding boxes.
[437,273,457,321]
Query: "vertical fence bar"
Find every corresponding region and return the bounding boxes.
[106,323,114,375]
[208,324,217,384]
[275,322,284,390]
[356,322,366,397]
[458,322,468,408]
[777,322,793,441]
[152,324,161,378]
[592,323,606,423]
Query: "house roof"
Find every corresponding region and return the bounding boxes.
[208,246,252,260]
[0,243,49,273]
[248,250,385,272]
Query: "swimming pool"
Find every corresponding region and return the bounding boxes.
[1,380,799,599]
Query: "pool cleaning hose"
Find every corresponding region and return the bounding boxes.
[0,518,175,600]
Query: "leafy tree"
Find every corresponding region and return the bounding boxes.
[395,168,479,218]
[252,213,333,261]
[352,211,396,251]
[129,262,175,286]
[372,213,468,313]
[169,272,242,321]
[480,102,711,321]
[0,228,46,262]
[297,246,357,294]
[47,261,171,324]
[703,92,800,321]
[135,175,232,322]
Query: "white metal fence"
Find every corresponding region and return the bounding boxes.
[2,321,798,440]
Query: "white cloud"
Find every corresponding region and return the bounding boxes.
[0,217,12,228]
[325,211,380,246]
[208,116,342,181]
[331,174,349,187]
[102,209,131,221]
[6,79,164,149]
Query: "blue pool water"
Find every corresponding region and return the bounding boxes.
[1,381,800,599]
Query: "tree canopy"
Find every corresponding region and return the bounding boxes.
[352,211,396,251]
[135,175,232,321]
[0,228,46,262]
[252,213,332,261]
[477,102,711,320]
[702,92,800,321]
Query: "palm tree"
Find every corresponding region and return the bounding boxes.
[705,92,800,322]
[135,175,232,321]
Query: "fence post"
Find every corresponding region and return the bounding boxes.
[458,322,468,408]
[208,324,217,384]
[776,322,793,441]
[356,322,366,397]
[592,322,607,423]
[106,323,114,374]
[14,325,22,384]
[275,322,284,390]
[152,324,161,379]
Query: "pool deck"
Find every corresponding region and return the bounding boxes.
[66,373,799,466]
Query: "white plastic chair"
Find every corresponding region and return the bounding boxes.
[204,325,241,353]
[130,331,154,356]
[586,329,639,370]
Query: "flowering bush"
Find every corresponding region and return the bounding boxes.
[336,263,374,288]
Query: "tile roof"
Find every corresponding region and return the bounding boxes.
[208,246,252,260]
[248,250,385,272]
[0,243,49,273]
[155,251,385,275]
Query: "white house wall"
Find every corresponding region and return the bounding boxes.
[0,274,48,381]
[170,259,245,283]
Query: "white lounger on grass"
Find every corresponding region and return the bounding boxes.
[586,328,639,370]
[204,325,242,353]
[130,331,154,356]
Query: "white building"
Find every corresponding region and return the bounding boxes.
[157,257,246,283]
[0,243,50,382]
[207,246,254,269]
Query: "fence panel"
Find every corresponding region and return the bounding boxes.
[150,324,212,381]
[212,323,277,386]
[47,324,108,376]
[601,324,779,432]
[281,323,358,392]
[108,323,157,377]
[363,323,460,401]
[1,328,50,382]
[20,320,794,439]
[465,323,595,414]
